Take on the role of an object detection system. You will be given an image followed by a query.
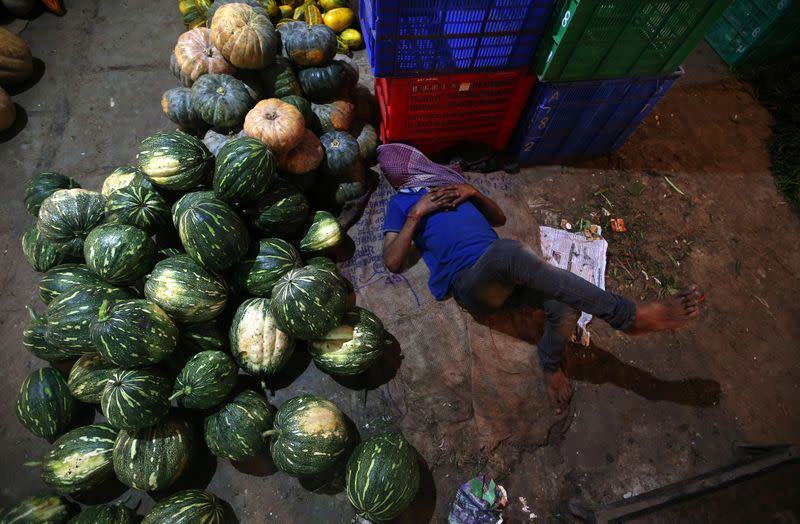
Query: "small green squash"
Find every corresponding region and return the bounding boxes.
[251,182,310,237]
[66,503,135,524]
[171,350,238,409]
[202,128,241,156]
[24,172,80,217]
[162,87,205,130]
[270,265,346,339]
[38,263,103,305]
[137,130,213,191]
[23,307,77,362]
[104,184,170,233]
[22,224,65,272]
[101,368,171,431]
[112,416,193,492]
[0,495,77,524]
[39,423,117,494]
[266,394,348,476]
[83,224,156,286]
[309,307,385,376]
[141,489,236,524]
[45,285,136,355]
[204,390,275,462]
[16,367,75,439]
[144,255,228,324]
[191,73,255,129]
[345,432,420,522]
[179,0,213,29]
[299,210,342,254]
[90,299,179,368]
[67,354,118,404]
[320,130,360,176]
[213,135,276,204]
[101,166,153,197]
[277,20,337,67]
[230,297,295,375]
[37,189,105,257]
[178,197,250,272]
[236,238,301,296]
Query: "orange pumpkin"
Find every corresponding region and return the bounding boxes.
[277,129,323,175]
[311,99,355,134]
[174,27,236,83]
[0,86,15,132]
[244,98,305,154]
[210,3,278,70]
[0,28,33,86]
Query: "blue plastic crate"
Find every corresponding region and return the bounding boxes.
[510,69,683,164]
[360,0,555,77]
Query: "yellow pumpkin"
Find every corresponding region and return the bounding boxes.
[277,129,324,175]
[322,7,354,33]
[211,3,279,69]
[339,28,362,49]
[244,98,306,154]
[174,28,236,83]
[318,0,347,11]
[278,5,293,17]
[0,87,15,132]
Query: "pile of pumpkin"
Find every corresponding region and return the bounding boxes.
[5,3,421,524]
[178,0,363,55]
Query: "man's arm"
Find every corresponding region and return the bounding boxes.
[429,184,506,226]
[383,193,448,273]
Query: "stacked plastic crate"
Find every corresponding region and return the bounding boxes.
[510,0,733,165]
[706,0,800,66]
[359,0,555,154]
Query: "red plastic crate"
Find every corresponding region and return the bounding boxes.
[376,70,536,155]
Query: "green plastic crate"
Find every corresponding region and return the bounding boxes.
[535,0,733,81]
[706,0,800,65]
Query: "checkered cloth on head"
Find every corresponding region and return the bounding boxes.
[377,143,467,189]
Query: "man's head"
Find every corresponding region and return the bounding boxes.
[377,143,467,190]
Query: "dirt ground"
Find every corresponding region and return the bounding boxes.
[1,2,799,523]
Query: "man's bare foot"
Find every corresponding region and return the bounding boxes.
[626,286,704,335]
[545,369,573,415]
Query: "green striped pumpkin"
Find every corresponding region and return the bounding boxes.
[66,504,135,524]
[141,489,236,524]
[24,172,81,217]
[23,307,77,362]
[37,189,105,257]
[178,317,228,354]
[38,264,103,305]
[104,185,169,233]
[236,238,301,296]
[45,284,135,355]
[266,394,348,476]
[270,266,347,340]
[39,423,117,494]
[261,56,302,98]
[16,368,75,439]
[230,298,295,376]
[170,190,218,227]
[308,307,385,376]
[171,350,238,409]
[251,182,310,237]
[144,255,228,324]
[101,166,153,197]
[0,495,77,524]
[213,136,276,205]
[345,432,420,522]
[112,416,193,492]
[22,224,65,272]
[137,130,213,191]
[204,389,275,461]
[90,299,178,367]
[67,354,118,403]
[84,224,156,286]
[101,369,171,431]
[178,198,249,272]
[299,210,342,254]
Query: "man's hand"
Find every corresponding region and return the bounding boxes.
[408,192,452,220]
[428,184,479,208]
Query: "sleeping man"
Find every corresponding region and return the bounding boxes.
[379,144,703,413]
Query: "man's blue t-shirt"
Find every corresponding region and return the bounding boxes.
[383,189,498,300]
